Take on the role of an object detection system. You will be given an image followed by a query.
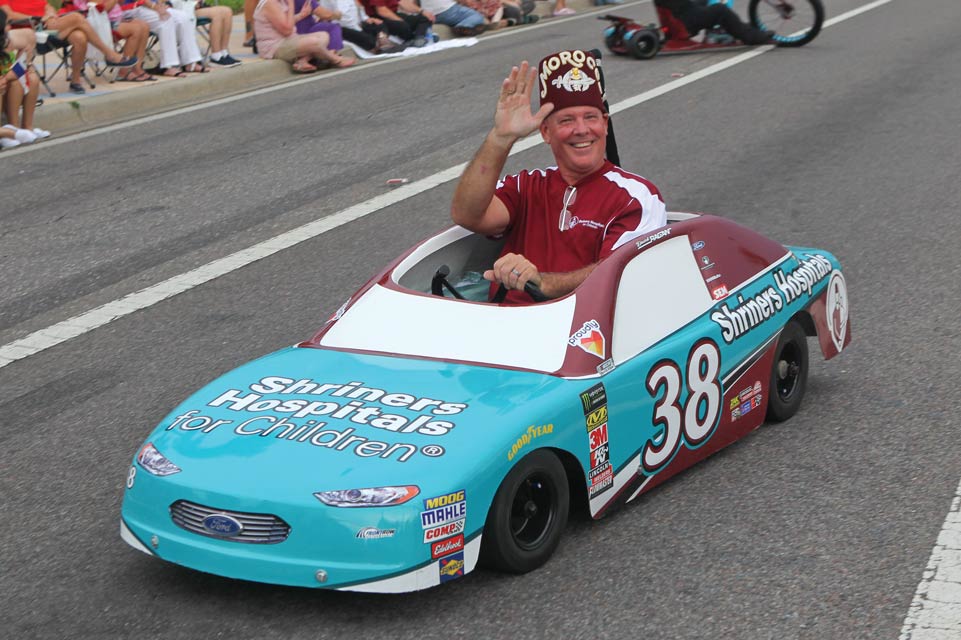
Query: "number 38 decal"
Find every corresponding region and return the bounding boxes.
[642,339,722,474]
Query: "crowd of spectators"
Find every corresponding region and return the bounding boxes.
[2,0,584,148]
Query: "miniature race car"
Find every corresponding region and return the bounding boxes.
[120,212,850,593]
[601,0,824,59]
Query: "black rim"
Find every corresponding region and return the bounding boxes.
[509,472,556,551]
[775,341,802,401]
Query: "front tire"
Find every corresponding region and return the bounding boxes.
[766,319,809,422]
[481,449,569,574]
[749,0,824,47]
[629,29,661,59]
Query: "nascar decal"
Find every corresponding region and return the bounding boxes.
[507,424,554,461]
[642,340,722,474]
[826,271,849,352]
[569,320,606,359]
[711,254,833,344]
[438,552,465,583]
[581,383,613,498]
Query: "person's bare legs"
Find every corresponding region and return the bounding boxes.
[197,6,232,51]
[116,20,149,78]
[297,33,354,68]
[2,69,38,128]
[47,13,129,64]
[244,0,257,42]
[6,28,37,61]
[65,30,88,84]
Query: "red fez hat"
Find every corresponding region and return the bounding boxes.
[538,49,605,114]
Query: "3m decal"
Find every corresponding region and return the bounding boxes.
[507,424,554,461]
[588,423,608,451]
[642,340,722,474]
[424,519,465,542]
[438,552,465,582]
[431,534,465,559]
[569,320,606,359]
[826,271,849,352]
[580,383,607,414]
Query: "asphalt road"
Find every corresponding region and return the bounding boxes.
[2,1,960,638]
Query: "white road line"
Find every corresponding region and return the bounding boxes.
[899,479,961,640]
[0,0,893,369]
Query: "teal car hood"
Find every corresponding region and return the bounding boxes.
[145,346,563,499]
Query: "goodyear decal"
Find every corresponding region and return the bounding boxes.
[507,424,554,461]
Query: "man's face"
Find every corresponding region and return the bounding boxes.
[540,106,609,181]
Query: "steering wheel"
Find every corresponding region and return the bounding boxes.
[491,280,549,303]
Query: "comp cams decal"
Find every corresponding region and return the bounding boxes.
[711,254,833,344]
[642,340,722,475]
[163,379,469,463]
[580,383,613,498]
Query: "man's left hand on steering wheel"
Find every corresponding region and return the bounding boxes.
[485,253,542,293]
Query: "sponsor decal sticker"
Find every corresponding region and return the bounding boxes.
[826,271,849,353]
[590,442,609,468]
[752,395,762,409]
[691,240,705,251]
[356,527,396,539]
[438,551,465,582]
[580,383,607,414]
[711,253,833,344]
[712,285,728,300]
[424,490,466,510]
[706,273,722,283]
[569,320,606,359]
[596,358,615,375]
[431,534,465,559]
[424,519,465,542]
[586,406,607,430]
[507,424,554,461]
[588,464,613,497]
[421,498,467,528]
[636,228,672,250]
[730,396,741,410]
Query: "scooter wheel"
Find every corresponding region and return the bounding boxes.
[629,28,660,59]
[604,29,624,56]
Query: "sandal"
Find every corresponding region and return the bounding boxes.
[162,69,189,78]
[117,71,156,82]
[106,55,138,67]
[184,63,209,73]
[291,60,317,73]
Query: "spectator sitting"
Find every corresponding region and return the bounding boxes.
[123,0,206,77]
[420,0,483,37]
[73,0,153,82]
[501,0,537,26]
[2,18,49,145]
[0,0,137,93]
[360,0,432,48]
[196,0,242,67]
[458,0,506,31]
[292,0,343,53]
[317,0,403,54]
[254,0,355,73]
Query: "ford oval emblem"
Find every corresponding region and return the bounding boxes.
[202,514,244,537]
[691,240,705,251]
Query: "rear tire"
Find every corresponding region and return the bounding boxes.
[766,319,809,422]
[749,0,824,47]
[481,450,569,573]
[629,29,661,59]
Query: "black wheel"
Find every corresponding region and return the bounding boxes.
[628,28,660,59]
[766,319,809,422]
[749,0,824,47]
[481,449,569,573]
